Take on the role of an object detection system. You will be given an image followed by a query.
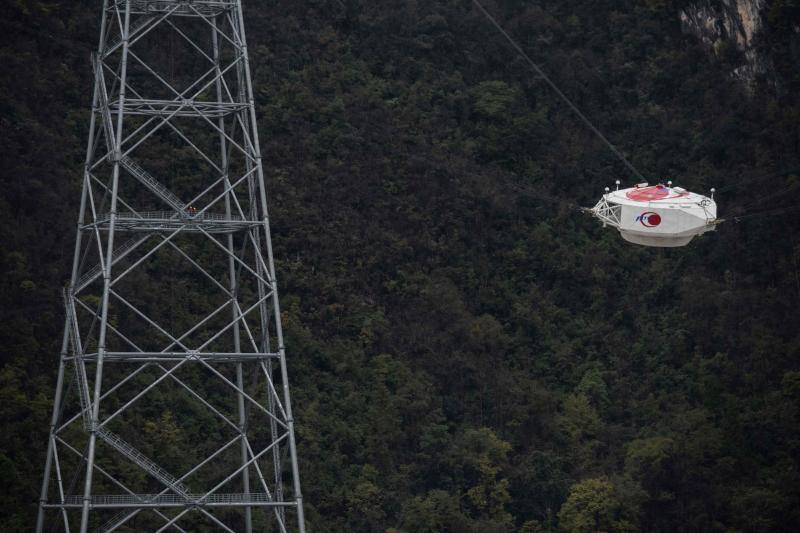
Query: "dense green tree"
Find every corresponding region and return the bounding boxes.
[2,0,800,531]
[557,477,641,533]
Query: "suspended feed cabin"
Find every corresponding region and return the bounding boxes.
[590,183,718,247]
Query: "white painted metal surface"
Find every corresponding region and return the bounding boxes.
[591,183,718,247]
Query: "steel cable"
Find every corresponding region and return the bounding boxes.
[732,203,800,222]
[471,0,647,182]
[713,165,800,193]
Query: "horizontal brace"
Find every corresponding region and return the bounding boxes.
[80,351,280,362]
[110,0,236,17]
[82,211,260,234]
[45,498,298,510]
[46,502,295,509]
[109,99,247,118]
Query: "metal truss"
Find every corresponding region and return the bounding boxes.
[37,1,306,531]
[589,195,622,228]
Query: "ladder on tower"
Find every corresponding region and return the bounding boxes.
[119,156,187,213]
[95,428,190,497]
[74,235,150,293]
[94,56,188,214]
[99,508,139,533]
[104,16,156,58]
[65,292,190,499]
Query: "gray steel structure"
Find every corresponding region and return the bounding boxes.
[36,1,306,531]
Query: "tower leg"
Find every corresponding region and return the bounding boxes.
[38,0,98,518]
[80,3,131,530]
[36,352,67,533]
[233,0,307,526]
[214,16,253,531]
[79,432,98,533]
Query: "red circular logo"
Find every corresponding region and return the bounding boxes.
[639,212,661,227]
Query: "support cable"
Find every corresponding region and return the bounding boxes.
[471,0,646,182]
[732,203,800,222]
[733,182,798,211]
[713,165,800,193]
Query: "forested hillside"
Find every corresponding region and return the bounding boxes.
[2,0,800,531]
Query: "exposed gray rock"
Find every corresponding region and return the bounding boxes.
[679,0,770,89]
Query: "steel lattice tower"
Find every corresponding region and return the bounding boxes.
[36,1,306,531]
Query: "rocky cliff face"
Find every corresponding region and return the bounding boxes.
[679,0,769,88]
